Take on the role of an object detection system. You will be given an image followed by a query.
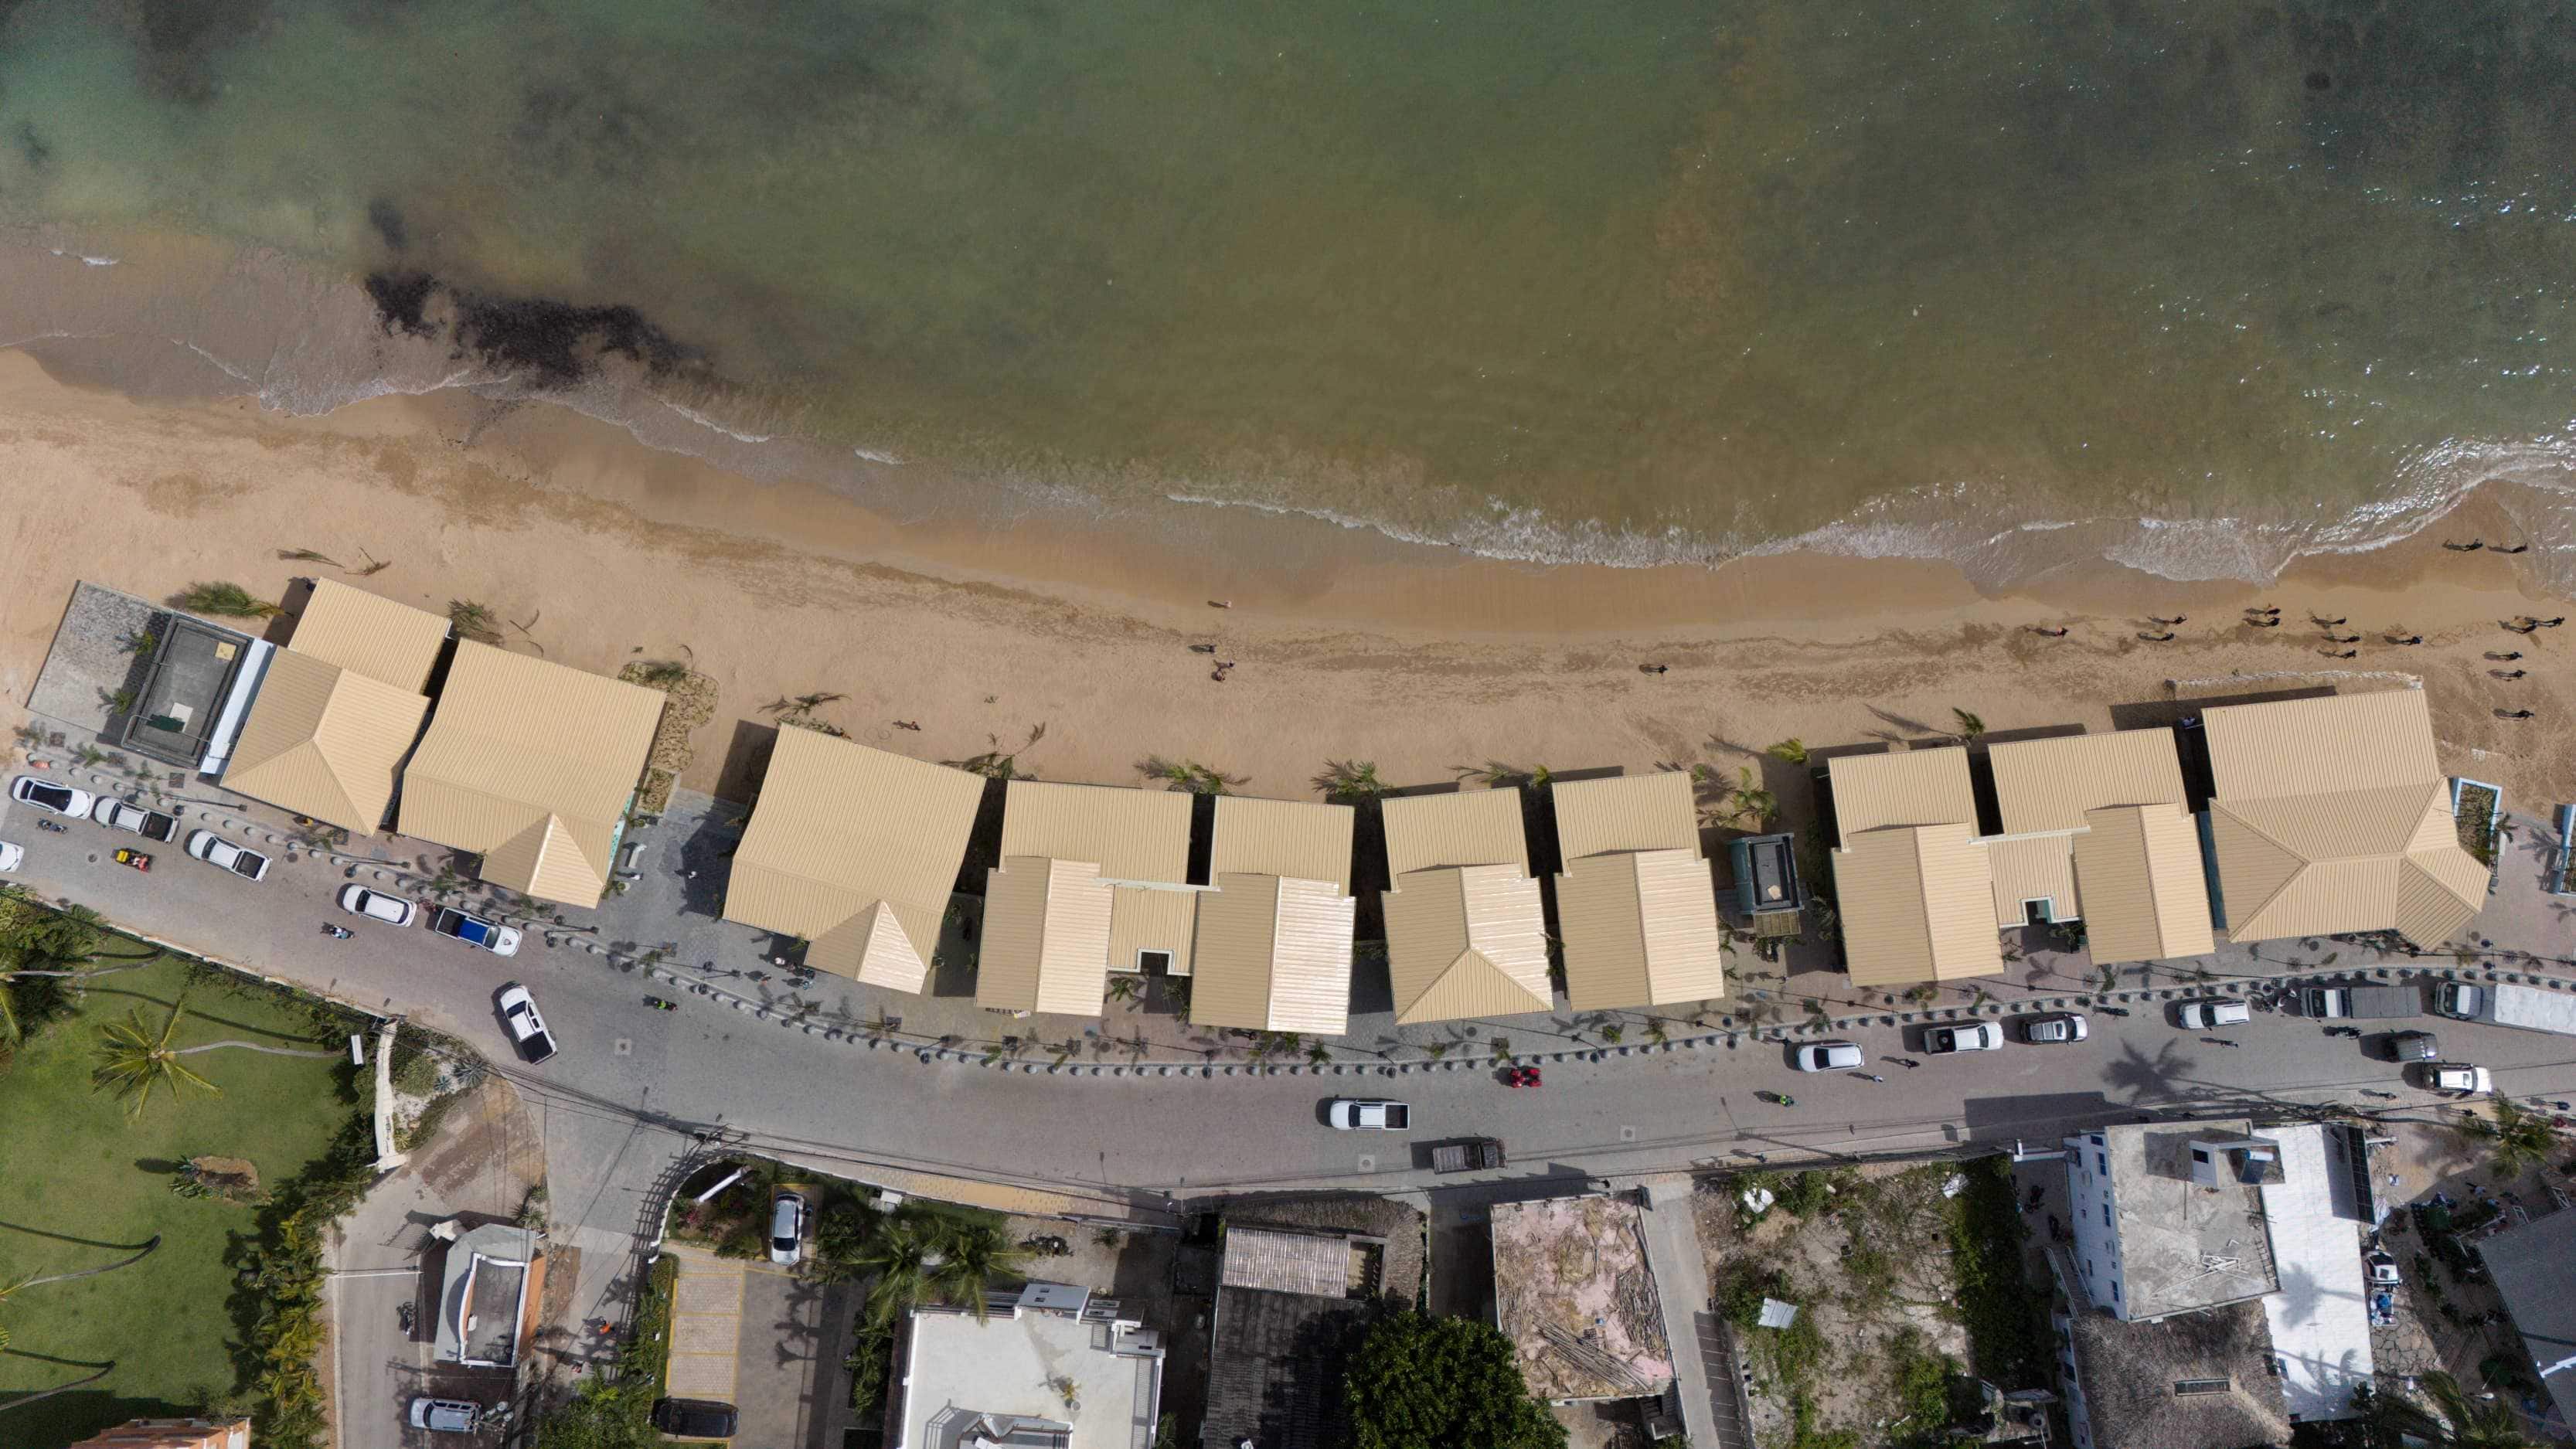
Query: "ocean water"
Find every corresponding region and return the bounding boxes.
[2,0,2574,583]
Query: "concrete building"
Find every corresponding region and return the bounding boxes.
[894,1282,1165,1449]
[1377,788,1550,1025]
[980,781,1200,1016]
[1200,1226,1384,1449]
[723,730,985,992]
[434,1221,545,1370]
[1489,1193,1674,1404]
[66,1420,250,1449]
[1189,795,1356,1035]
[217,581,450,833]
[1547,771,1726,1011]
[2473,1204,2576,1430]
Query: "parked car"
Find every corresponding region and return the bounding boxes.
[407,1398,480,1434]
[2385,1029,2439,1063]
[769,1192,807,1266]
[495,983,557,1064]
[2422,1063,2493,1095]
[1924,1022,2003,1054]
[2018,1013,2088,1045]
[90,798,179,842]
[1792,1041,1866,1072]
[0,840,20,873]
[432,906,522,957]
[650,1398,740,1440]
[185,829,272,882]
[2176,998,2251,1029]
[9,775,94,819]
[338,884,417,927]
[1326,1099,1412,1130]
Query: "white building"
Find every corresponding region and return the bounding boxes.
[896,1283,1165,1449]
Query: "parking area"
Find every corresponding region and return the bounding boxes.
[662,1243,851,1449]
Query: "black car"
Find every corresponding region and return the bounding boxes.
[2386,1029,2439,1063]
[651,1398,739,1439]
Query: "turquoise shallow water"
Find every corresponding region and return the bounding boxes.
[2,0,2574,578]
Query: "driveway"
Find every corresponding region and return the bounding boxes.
[662,1245,849,1449]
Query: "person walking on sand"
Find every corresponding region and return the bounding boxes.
[2031,625,2069,637]
[2489,651,2523,662]
[2139,630,2176,642]
[1189,643,1217,654]
[2500,709,2536,720]
[893,719,922,731]
[2326,632,2361,644]
[2312,614,2346,627]
[2544,617,2567,628]
[1207,599,1232,609]
[2249,617,2279,628]
[2324,648,2357,659]
[2496,543,2530,553]
[2149,614,2187,625]
[2504,617,2542,633]
[2250,604,2281,615]
[1638,663,1669,675]
[2496,668,2528,680]
[2389,633,2423,645]
[2445,539,2485,551]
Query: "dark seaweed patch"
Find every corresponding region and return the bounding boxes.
[366,199,407,252]
[453,294,694,384]
[117,0,273,105]
[17,121,49,171]
[363,271,437,338]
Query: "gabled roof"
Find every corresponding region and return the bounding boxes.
[1825,746,1976,843]
[396,641,664,906]
[2203,689,2441,797]
[1208,794,1353,891]
[2073,804,2217,962]
[284,580,451,692]
[999,780,1193,883]
[1551,771,1699,858]
[1381,787,1529,878]
[1383,862,1551,1023]
[1557,849,1726,1009]
[980,781,1200,1015]
[723,730,985,991]
[1190,872,1356,1035]
[221,647,428,832]
[1834,824,2005,986]
[1987,730,2187,833]
[978,857,1117,1015]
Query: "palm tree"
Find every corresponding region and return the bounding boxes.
[1801,998,1832,1032]
[947,723,1047,780]
[1312,760,1387,802]
[90,991,337,1121]
[2356,1373,2541,1449]
[174,582,280,618]
[1305,1041,1333,1066]
[930,1221,1032,1322]
[1952,708,1987,744]
[1725,768,1778,828]
[853,1213,941,1327]
[2465,1099,2559,1181]
[1767,739,1809,764]
[1135,756,1244,795]
[446,600,504,645]
[1105,976,1141,1005]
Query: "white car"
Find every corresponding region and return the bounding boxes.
[2427,1063,2493,1095]
[1792,1041,1866,1072]
[10,774,95,818]
[495,983,558,1063]
[338,883,417,927]
[1326,1100,1413,1130]
[90,798,179,841]
[1924,1022,2004,1054]
[408,1398,480,1434]
[0,840,20,873]
[2018,1013,2088,1045]
[432,907,522,957]
[185,830,272,882]
[769,1192,807,1266]
[2176,998,2251,1029]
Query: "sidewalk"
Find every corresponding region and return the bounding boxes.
[1639,1177,1720,1446]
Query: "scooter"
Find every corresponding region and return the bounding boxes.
[1503,1066,1543,1088]
[322,924,353,940]
[2324,1025,2361,1038]
[643,995,678,1012]
[35,819,66,834]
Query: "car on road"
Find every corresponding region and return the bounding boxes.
[651,1398,740,1440]
[407,1398,481,1434]
[431,906,522,956]
[90,798,179,842]
[2421,1063,2493,1095]
[1924,1022,2003,1054]
[0,841,19,873]
[185,829,272,882]
[2385,1029,2440,1063]
[1326,1099,1412,1130]
[338,884,417,927]
[2017,1013,2088,1045]
[1792,1041,1866,1072]
[495,983,558,1064]
[2176,998,2251,1029]
[770,1191,807,1266]
[9,775,94,819]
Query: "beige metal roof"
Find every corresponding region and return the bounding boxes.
[1550,771,1700,859]
[1382,863,1552,1023]
[1221,1227,1356,1298]
[1207,795,1354,890]
[1826,746,1978,844]
[2201,689,2484,947]
[2074,804,2217,963]
[1984,833,2081,930]
[1834,824,2005,986]
[999,780,1193,883]
[1381,787,1530,879]
[977,857,1115,1015]
[396,641,665,906]
[284,580,451,692]
[221,647,427,832]
[1557,848,1727,1009]
[1987,730,2188,832]
[1107,886,1199,978]
[722,728,985,991]
[1189,872,1356,1035]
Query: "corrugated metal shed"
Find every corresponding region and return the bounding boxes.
[1381,862,1552,1023]
[220,647,427,832]
[1988,730,2189,832]
[999,780,1193,883]
[396,641,664,906]
[1220,1228,1355,1298]
[283,579,451,692]
[1189,872,1356,1035]
[1380,787,1529,879]
[1833,824,2005,986]
[2073,804,2217,962]
[1825,746,1976,844]
[1208,795,1354,890]
[1551,771,1698,859]
[723,729,985,992]
[1557,848,1727,1009]
[976,857,1116,1015]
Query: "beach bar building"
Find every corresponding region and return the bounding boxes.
[1189,795,1356,1036]
[2199,689,2486,948]
[979,780,1201,1016]
[217,580,449,834]
[1378,788,1551,1025]
[1986,731,2215,964]
[396,640,665,908]
[1826,745,2004,988]
[1548,771,1727,1010]
[723,730,985,994]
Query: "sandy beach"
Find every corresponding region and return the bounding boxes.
[2,346,2570,815]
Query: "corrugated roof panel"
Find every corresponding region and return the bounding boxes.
[1268,877,1356,1035]
[222,648,428,832]
[285,580,451,692]
[1188,872,1355,1032]
[1383,863,1550,1022]
[1631,848,1727,1004]
[1381,787,1530,879]
[1836,825,2003,986]
[1187,873,1277,1029]
[2203,689,2440,801]
[1107,886,1199,977]
[2231,856,2391,942]
[2073,804,2215,963]
[1985,834,2080,930]
[1210,795,1354,891]
[999,781,1193,883]
[1558,852,1652,1009]
[2393,855,2482,951]
[1552,771,1699,860]
[1988,730,2187,833]
[975,856,1056,1012]
[1824,747,1976,845]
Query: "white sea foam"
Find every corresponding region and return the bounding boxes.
[662,398,773,444]
[853,447,904,465]
[48,248,118,266]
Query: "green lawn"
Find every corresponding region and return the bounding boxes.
[0,957,361,1447]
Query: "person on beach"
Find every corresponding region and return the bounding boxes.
[2324,648,2357,658]
[2496,669,2527,680]
[2489,651,2523,661]
[2326,633,2361,644]
[2500,709,2536,720]
[2544,617,2567,628]
[2249,617,2279,628]
[893,719,921,730]
[2504,617,2541,633]
[2313,614,2346,626]
[2389,634,2423,645]
[2496,543,2530,553]
[1189,643,1217,654]
[2445,539,2484,551]
[2250,604,2281,615]
[2030,625,2069,637]
[2149,614,2186,625]
[1208,600,1232,609]
[1639,663,1669,675]
[2139,630,2176,641]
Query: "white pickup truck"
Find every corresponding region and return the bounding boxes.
[1327,1099,1412,1131]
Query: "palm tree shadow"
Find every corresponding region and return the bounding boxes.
[0,1219,156,1252]
[1868,706,1938,736]
[2101,1039,2190,1104]
[65,983,332,1045]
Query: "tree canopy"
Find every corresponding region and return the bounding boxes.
[1345,1311,1567,1449]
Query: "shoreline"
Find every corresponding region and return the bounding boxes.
[2,343,2572,815]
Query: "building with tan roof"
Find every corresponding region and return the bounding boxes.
[1825,746,2004,987]
[1987,731,2215,964]
[396,641,665,907]
[2201,689,2486,947]
[1189,795,1356,1035]
[980,781,1201,1016]
[1549,771,1726,1010]
[218,582,450,833]
[1379,788,1550,1024]
[68,1419,250,1449]
[723,730,985,992]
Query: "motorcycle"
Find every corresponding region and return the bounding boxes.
[35,819,66,834]
[2324,1026,2360,1038]
[643,995,678,1012]
[111,848,151,872]
[322,925,353,940]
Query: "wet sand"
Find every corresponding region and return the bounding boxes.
[2,347,2568,813]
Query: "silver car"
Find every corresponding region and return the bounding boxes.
[338,883,417,927]
[408,1397,479,1434]
[2176,998,2251,1029]
[1792,1041,1865,1072]
[769,1192,806,1266]
[186,829,273,882]
[2019,1013,2088,1044]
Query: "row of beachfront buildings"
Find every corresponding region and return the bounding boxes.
[174,580,2489,1033]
